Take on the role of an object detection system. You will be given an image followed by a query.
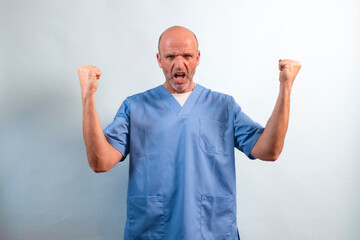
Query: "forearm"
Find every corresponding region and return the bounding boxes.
[252,83,291,160]
[250,59,301,160]
[82,94,113,171]
[265,83,291,153]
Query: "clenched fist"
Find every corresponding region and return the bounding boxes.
[278,59,302,88]
[77,65,102,97]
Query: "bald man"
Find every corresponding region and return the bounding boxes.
[77,26,301,240]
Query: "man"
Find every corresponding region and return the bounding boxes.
[77,26,301,240]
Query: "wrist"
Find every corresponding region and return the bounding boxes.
[279,82,292,94]
[82,91,95,103]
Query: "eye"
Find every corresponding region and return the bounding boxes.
[184,54,192,59]
[166,55,175,59]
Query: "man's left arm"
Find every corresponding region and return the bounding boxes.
[250,59,302,161]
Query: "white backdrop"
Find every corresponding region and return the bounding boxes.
[1,0,359,239]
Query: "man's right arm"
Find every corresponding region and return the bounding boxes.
[78,65,123,173]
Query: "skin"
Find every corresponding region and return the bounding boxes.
[156,26,200,94]
[78,65,123,172]
[250,59,302,160]
[78,26,302,173]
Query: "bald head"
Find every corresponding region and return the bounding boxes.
[158,26,199,54]
[156,26,200,93]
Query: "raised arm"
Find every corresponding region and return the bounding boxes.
[250,59,302,161]
[78,65,123,172]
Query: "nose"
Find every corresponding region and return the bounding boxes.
[173,56,186,71]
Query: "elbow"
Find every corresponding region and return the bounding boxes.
[265,143,284,161]
[262,149,282,161]
[88,156,110,173]
[266,153,279,161]
[92,167,108,173]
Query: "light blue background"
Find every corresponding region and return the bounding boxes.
[1,0,359,239]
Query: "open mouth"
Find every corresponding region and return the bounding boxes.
[174,72,186,80]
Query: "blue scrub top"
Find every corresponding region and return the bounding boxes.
[104,84,264,240]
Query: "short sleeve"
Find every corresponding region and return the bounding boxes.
[103,98,130,162]
[232,97,264,159]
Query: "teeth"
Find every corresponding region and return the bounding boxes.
[175,73,185,77]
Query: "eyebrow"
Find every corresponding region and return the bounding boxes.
[164,53,193,57]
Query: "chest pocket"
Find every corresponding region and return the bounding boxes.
[199,119,227,154]
[128,196,165,239]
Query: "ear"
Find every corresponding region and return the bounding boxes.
[156,53,163,68]
[196,50,200,66]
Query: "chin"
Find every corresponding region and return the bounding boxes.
[170,79,192,92]
[172,84,189,92]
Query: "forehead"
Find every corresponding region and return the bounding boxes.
[162,39,196,54]
[159,30,198,54]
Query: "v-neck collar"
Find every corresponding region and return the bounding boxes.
[157,84,204,116]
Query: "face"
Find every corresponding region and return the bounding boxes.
[157,28,200,93]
